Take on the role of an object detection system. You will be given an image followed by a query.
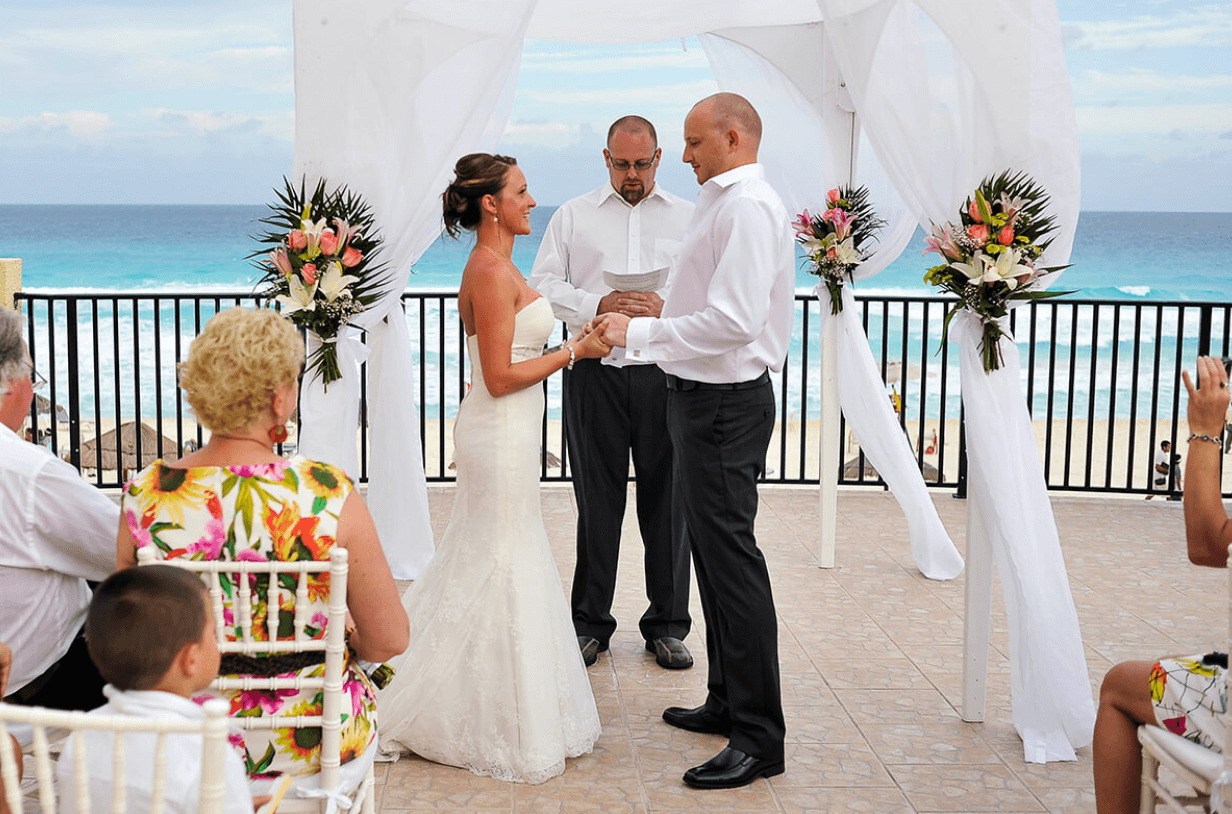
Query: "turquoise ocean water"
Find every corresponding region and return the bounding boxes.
[1,205,1229,301]
[1,206,1228,422]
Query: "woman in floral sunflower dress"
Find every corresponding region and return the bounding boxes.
[117,307,408,800]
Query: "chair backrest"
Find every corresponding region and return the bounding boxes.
[135,546,350,800]
[0,698,230,814]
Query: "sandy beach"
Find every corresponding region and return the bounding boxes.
[37,413,1226,495]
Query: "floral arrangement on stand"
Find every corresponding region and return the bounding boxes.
[252,178,387,387]
[793,185,885,314]
[924,170,1072,373]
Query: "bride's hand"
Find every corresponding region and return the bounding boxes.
[573,329,612,360]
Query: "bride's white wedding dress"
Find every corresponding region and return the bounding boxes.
[375,296,600,784]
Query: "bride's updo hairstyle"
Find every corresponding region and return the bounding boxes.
[442,153,518,238]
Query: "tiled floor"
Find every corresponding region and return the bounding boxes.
[372,484,1220,813]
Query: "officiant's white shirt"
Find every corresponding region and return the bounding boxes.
[530,181,694,366]
[58,686,254,814]
[625,164,794,384]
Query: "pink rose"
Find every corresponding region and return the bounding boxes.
[341,246,362,268]
[318,229,339,256]
[967,224,990,244]
[288,230,307,251]
[968,200,984,223]
[301,263,318,285]
[826,188,841,206]
[997,225,1014,245]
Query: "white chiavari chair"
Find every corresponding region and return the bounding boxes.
[137,547,375,814]
[0,698,230,814]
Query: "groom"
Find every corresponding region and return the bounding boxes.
[592,93,793,789]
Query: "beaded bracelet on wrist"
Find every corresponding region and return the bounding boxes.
[1188,431,1225,446]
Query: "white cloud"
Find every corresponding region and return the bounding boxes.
[0,110,113,136]
[1065,5,1232,50]
[140,108,293,141]
[1071,68,1232,103]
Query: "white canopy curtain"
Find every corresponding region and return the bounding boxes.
[292,0,1091,760]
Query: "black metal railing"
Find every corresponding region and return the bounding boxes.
[15,290,1231,497]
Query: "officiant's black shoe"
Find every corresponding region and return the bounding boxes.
[661,705,730,735]
[577,636,607,667]
[646,637,693,669]
[682,745,784,790]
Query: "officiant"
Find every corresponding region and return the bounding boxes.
[529,115,695,671]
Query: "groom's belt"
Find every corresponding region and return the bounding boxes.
[665,370,769,392]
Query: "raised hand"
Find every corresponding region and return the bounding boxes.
[1182,356,1231,436]
[598,290,663,319]
[573,325,613,360]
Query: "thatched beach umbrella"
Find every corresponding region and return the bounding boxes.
[79,421,178,471]
[844,456,939,482]
[34,394,69,423]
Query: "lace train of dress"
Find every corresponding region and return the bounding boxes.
[375,297,600,784]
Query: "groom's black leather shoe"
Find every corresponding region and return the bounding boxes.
[682,745,784,789]
[646,637,693,669]
[577,636,607,667]
[661,705,731,735]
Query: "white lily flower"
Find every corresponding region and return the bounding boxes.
[981,248,1033,288]
[319,261,359,303]
[831,237,859,266]
[276,274,318,315]
[299,217,329,256]
[950,253,987,281]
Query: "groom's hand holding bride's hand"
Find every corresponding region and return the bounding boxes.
[572,323,613,360]
[591,313,631,348]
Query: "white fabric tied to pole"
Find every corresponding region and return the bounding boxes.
[951,310,1095,762]
[819,285,963,580]
[298,329,369,477]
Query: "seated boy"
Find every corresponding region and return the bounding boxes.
[57,566,254,814]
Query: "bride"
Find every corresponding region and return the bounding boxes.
[375,154,607,783]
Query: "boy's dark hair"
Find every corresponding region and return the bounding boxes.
[86,566,210,691]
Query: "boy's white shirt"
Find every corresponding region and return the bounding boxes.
[58,685,253,814]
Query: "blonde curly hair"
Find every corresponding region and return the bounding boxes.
[178,308,303,434]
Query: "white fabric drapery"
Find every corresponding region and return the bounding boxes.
[952,312,1096,761]
[812,0,1093,759]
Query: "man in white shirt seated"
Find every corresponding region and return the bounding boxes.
[0,306,119,710]
[530,115,696,671]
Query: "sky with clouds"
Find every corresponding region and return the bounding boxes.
[1,1,1229,210]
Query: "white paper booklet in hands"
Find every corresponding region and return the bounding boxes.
[602,266,668,293]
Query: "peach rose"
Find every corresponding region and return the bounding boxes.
[288,230,307,251]
[341,246,362,268]
[318,229,339,256]
[301,263,318,285]
[967,224,990,244]
[997,225,1014,245]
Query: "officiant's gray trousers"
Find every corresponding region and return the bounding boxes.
[563,359,692,646]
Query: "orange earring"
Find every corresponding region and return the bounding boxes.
[270,424,289,445]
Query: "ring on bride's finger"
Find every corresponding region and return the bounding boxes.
[1221,382,1229,389]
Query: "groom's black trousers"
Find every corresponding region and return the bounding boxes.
[666,373,785,762]
[564,359,692,645]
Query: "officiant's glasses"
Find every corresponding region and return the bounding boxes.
[608,155,657,171]
[30,367,47,391]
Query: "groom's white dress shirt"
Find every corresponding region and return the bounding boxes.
[0,422,118,694]
[624,163,795,383]
[530,182,694,366]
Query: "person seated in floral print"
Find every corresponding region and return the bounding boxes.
[116,307,408,801]
[1094,356,1232,814]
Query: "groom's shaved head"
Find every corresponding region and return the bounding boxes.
[696,93,762,144]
